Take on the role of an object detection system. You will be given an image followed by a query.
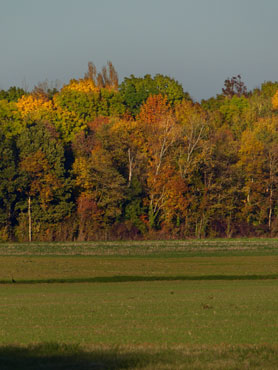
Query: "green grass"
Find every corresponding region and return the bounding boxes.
[2,280,278,368]
[1,280,278,345]
[1,255,278,284]
[2,239,278,368]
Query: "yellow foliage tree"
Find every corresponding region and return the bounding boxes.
[272,90,278,110]
[52,102,87,142]
[16,95,53,118]
[238,117,278,229]
[61,79,98,93]
[175,100,208,178]
[17,94,86,142]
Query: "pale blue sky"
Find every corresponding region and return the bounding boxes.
[1,0,278,100]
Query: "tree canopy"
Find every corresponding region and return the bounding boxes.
[1,67,278,241]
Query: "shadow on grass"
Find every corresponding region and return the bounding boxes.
[0,343,162,370]
[1,274,278,284]
[2,343,278,370]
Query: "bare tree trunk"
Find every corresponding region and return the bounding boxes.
[28,196,32,242]
[268,185,273,231]
[226,212,233,238]
[128,148,133,187]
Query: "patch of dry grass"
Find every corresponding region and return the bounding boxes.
[1,238,278,257]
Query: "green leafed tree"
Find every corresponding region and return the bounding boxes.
[119,74,191,116]
[0,128,20,240]
[0,86,26,102]
[0,100,23,138]
[16,121,74,241]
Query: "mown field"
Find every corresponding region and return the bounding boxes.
[1,239,278,369]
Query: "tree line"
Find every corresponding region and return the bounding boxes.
[1,62,278,241]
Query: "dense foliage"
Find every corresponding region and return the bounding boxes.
[1,63,278,241]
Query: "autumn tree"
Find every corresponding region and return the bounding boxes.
[272,90,278,110]
[201,127,243,237]
[32,79,61,99]
[16,121,74,241]
[174,100,215,237]
[54,78,125,135]
[238,117,278,232]
[222,75,248,98]
[138,95,181,229]
[72,118,129,239]
[84,61,118,90]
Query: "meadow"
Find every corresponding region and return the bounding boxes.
[1,238,278,369]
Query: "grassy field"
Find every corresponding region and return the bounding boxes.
[1,255,278,283]
[1,238,278,257]
[1,239,278,369]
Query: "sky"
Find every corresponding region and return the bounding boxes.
[1,0,278,101]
